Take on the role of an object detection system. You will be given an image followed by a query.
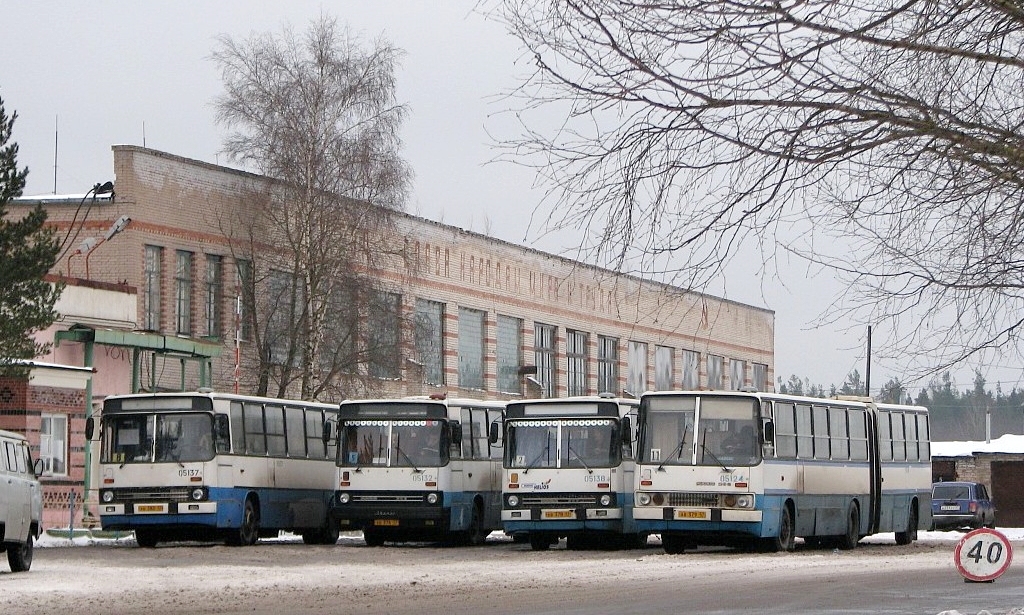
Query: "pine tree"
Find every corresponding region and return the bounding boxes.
[0,94,62,367]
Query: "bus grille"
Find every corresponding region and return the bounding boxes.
[115,487,192,502]
[352,494,424,503]
[521,495,597,506]
[668,492,720,507]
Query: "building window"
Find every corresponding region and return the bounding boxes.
[267,270,301,366]
[566,329,588,396]
[682,349,700,389]
[367,291,401,378]
[40,413,68,476]
[597,335,618,395]
[730,359,747,390]
[752,363,768,392]
[415,298,445,385]
[458,307,486,390]
[175,250,193,335]
[655,345,673,391]
[235,258,253,342]
[205,254,223,338]
[496,315,522,394]
[627,341,648,396]
[534,323,556,397]
[143,245,162,331]
[707,355,724,389]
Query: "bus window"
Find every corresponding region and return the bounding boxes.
[829,407,849,460]
[849,409,868,460]
[796,404,812,459]
[812,405,829,459]
[773,403,796,458]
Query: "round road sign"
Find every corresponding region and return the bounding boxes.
[954,528,1013,583]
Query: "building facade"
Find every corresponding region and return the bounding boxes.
[10,145,775,526]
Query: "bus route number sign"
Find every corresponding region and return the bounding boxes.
[954,528,1013,583]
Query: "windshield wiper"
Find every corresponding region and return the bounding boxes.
[566,444,593,474]
[522,434,551,474]
[699,429,732,473]
[657,426,690,471]
[394,440,422,473]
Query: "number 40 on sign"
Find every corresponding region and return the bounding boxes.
[954,528,1013,583]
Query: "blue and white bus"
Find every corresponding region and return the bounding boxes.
[633,391,931,554]
[89,391,339,547]
[496,396,642,551]
[327,396,505,546]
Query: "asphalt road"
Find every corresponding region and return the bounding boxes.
[3,534,1023,615]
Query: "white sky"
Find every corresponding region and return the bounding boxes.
[3,1,1022,397]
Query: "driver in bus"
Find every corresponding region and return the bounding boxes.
[722,424,755,456]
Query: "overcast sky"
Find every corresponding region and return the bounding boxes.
[3,1,1020,396]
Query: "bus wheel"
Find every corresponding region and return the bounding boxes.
[661,534,688,555]
[134,528,159,548]
[895,505,918,546]
[7,535,33,572]
[529,533,552,551]
[838,503,859,550]
[363,529,386,547]
[228,498,260,546]
[763,504,795,552]
[464,503,487,546]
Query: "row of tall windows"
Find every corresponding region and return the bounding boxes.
[143,246,226,339]
[771,402,929,462]
[228,401,336,459]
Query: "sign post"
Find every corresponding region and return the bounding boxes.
[954,528,1013,583]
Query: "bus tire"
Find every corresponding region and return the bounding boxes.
[661,534,688,555]
[227,497,260,546]
[7,535,33,572]
[529,533,552,551]
[763,504,795,552]
[838,502,859,550]
[135,528,159,548]
[464,503,487,546]
[895,504,918,546]
[363,529,385,547]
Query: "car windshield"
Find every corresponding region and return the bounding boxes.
[102,412,215,464]
[338,420,447,468]
[933,484,971,500]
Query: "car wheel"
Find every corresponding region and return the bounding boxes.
[7,535,33,572]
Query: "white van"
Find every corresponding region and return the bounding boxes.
[0,429,43,572]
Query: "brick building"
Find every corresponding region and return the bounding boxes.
[9,145,775,527]
[932,435,1024,527]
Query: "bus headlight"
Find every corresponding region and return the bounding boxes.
[101,490,115,503]
[737,494,753,508]
[507,495,519,507]
[599,494,612,507]
[426,492,439,504]
[337,492,351,505]
[190,487,207,501]
[637,492,652,506]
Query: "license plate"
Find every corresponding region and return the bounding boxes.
[675,509,710,520]
[136,504,165,513]
[940,505,960,511]
[374,519,400,527]
[543,510,575,519]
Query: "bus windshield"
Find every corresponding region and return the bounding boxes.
[101,413,215,464]
[507,419,619,469]
[642,396,760,467]
[339,420,447,468]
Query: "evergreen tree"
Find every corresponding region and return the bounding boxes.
[0,94,62,367]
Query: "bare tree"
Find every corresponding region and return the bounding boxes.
[212,14,412,400]
[494,0,1024,377]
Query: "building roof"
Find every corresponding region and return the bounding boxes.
[932,433,1024,457]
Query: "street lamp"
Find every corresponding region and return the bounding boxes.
[59,181,116,268]
[67,214,131,279]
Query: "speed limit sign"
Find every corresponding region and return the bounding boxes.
[954,528,1013,583]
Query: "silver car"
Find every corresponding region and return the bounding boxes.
[0,429,43,572]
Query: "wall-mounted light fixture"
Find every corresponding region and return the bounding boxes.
[67,214,132,279]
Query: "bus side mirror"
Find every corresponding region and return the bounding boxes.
[322,421,334,446]
[488,421,499,445]
[33,458,44,477]
[85,417,95,440]
[621,417,632,444]
[449,420,462,445]
[763,421,774,443]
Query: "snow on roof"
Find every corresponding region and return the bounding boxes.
[932,433,1024,457]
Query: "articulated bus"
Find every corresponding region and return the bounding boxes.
[634,391,931,554]
[495,396,642,551]
[327,396,505,545]
[89,391,339,547]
